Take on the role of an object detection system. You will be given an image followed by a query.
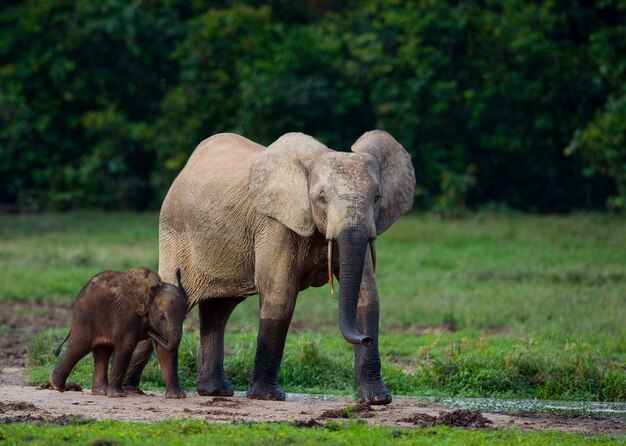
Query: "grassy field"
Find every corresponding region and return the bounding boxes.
[2,211,626,401]
[1,419,624,446]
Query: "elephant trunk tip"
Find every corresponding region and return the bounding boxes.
[361,336,374,347]
[341,330,374,347]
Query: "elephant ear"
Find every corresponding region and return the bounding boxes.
[249,132,329,236]
[121,268,162,317]
[352,130,416,234]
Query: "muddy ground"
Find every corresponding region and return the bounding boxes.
[1,301,624,435]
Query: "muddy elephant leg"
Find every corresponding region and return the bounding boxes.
[197,297,244,396]
[92,345,113,395]
[247,227,299,401]
[50,339,91,391]
[154,343,185,399]
[246,293,297,401]
[122,338,154,393]
[108,337,140,397]
[352,262,392,405]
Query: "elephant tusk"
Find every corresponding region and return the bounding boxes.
[370,240,377,277]
[328,239,334,295]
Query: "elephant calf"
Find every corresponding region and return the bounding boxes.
[50,267,188,398]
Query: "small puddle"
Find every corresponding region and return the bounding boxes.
[425,397,626,417]
[233,391,342,401]
[235,392,626,417]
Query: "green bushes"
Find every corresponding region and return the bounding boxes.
[1,1,625,211]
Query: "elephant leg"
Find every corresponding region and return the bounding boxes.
[353,265,392,405]
[197,297,244,396]
[246,294,297,401]
[154,343,185,399]
[92,345,113,395]
[50,339,91,392]
[108,338,139,397]
[122,338,154,393]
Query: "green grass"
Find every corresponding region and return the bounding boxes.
[2,211,626,400]
[30,328,626,401]
[0,212,158,301]
[1,419,624,445]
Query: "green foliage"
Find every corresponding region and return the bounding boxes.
[433,168,477,217]
[568,95,626,211]
[1,1,626,211]
[0,0,188,210]
[1,419,623,446]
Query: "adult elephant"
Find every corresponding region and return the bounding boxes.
[124,131,415,404]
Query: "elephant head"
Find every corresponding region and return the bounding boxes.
[122,267,188,352]
[249,131,415,346]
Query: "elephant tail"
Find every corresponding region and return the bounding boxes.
[175,268,189,303]
[53,330,71,357]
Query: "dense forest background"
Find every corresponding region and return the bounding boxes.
[1,0,624,213]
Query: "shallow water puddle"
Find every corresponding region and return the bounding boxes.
[254,392,626,417]
[431,397,626,417]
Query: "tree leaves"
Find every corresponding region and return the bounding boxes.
[0,0,624,211]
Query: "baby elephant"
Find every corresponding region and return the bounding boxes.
[50,267,188,398]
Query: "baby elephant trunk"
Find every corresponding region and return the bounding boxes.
[164,327,182,352]
[149,327,182,352]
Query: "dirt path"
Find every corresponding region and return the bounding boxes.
[1,301,624,435]
[0,300,73,368]
[0,381,623,434]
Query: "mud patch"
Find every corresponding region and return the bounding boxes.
[293,419,323,428]
[0,401,38,412]
[0,414,89,425]
[0,385,623,434]
[199,397,241,408]
[399,413,438,425]
[400,409,493,428]
[319,402,374,419]
[435,410,493,428]
[38,381,82,392]
[0,399,89,425]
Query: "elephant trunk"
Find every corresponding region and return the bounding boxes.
[336,230,374,347]
[164,327,182,352]
[149,327,182,352]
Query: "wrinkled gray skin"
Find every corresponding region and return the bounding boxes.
[124,131,415,404]
[50,268,188,399]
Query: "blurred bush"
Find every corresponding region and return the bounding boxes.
[1,0,624,212]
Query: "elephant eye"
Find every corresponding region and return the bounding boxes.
[159,314,166,321]
[318,193,327,205]
[374,193,381,202]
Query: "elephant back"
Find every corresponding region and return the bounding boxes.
[158,134,262,302]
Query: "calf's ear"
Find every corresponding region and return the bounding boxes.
[121,267,162,316]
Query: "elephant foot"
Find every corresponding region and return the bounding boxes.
[246,382,286,401]
[48,380,65,392]
[91,385,108,396]
[106,387,127,398]
[122,386,145,395]
[49,372,67,392]
[197,378,234,397]
[63,382,82,392]
[357,381,392,405]
[165,388,186,399]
